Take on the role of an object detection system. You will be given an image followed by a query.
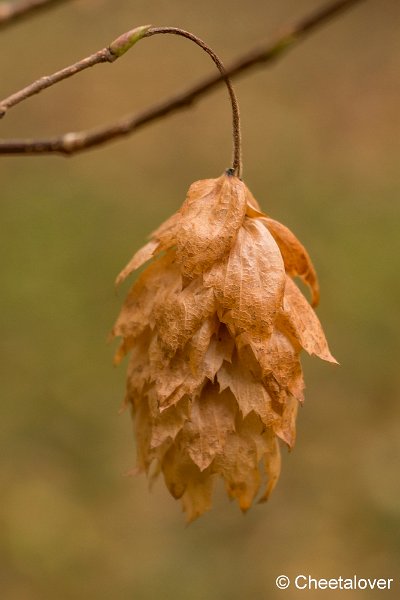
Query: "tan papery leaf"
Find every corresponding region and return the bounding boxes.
[201,326,235,381]
[280,276,337,363]
[212,412,262,512]
[150,211,181,248]
[175,174,247,276]
[203,218,285,335]
[112,250,181,351]
[217,354,275,425]
[245,187,265,217]
[115,239,160,287]
[188,316,219,374]
[182,384,237,471]
[154,277,215,354]
[258,434,281,502]
[149,397,189,449]
[122,330,152,396]
[149,349,205,409]
[162,440,214,522]
[261,217,320,306]
[271,394,298,449]
[237,330,304,401]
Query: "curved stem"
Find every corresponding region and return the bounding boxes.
[145,27,242,178]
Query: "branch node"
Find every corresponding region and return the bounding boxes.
[109,25,152,58]
[263,33,298,61]
[62,131,86,153]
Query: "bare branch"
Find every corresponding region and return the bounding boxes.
[0,50,114,117]
[0,0,70,29]
[0,25,151,117]
[0,0,367,156]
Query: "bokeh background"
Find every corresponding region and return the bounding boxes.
[1,1,399,598]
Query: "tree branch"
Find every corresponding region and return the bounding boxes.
[0,0,367,156]
[0,25,152,117]
[0,0,70,29]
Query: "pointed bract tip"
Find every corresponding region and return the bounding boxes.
[109,25,152,58]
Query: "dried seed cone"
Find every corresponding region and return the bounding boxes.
[113,172,336,521]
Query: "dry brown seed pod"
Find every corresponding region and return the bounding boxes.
[112,172,336,521]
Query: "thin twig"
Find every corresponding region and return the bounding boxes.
[0,49,115,115]
[0,0,70,29]
[0,0,367,156]
[0,25,151,117]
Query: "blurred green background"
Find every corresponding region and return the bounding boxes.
[1,1,399,598]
